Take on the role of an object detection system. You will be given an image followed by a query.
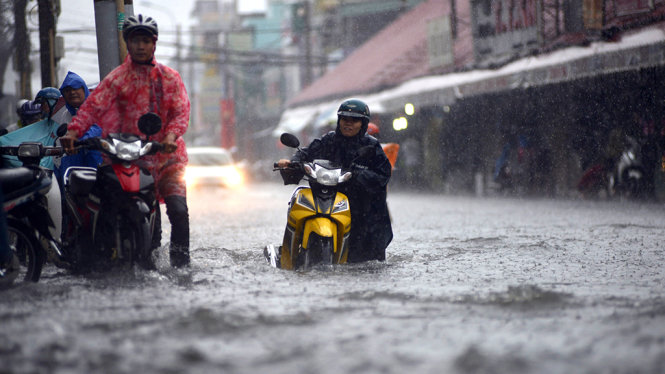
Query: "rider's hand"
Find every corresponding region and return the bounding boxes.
[60,130,79,154]
[161,133,178,153]
[276,159,291,168]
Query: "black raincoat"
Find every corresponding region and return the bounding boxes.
[291,128,393,262]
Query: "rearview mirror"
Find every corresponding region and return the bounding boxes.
[56,123,68,137]
[280,133,300,148]
[138,112,162,136]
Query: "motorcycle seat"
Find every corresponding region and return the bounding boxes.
[0,167,37,197]
[67,168,97,196]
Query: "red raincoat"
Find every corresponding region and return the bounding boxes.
[68,55,190,199]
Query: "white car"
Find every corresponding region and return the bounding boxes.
[185,147,244,189]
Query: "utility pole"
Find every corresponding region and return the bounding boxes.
[176,24,182,73]
[94,0,121,79]
[116,0,127,62]
[14,0,31,99]
[38,0,57,87]
[303,0,312,87]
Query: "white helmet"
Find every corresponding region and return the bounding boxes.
[122,14,158,41]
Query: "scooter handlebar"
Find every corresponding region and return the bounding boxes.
[273,161,302,171]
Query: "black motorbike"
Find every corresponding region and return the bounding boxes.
[61,113,163,271]
[0,140,65,282]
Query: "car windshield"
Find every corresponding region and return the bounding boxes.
[188,151,232,166]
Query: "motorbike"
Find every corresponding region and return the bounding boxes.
[607,135,647,198]
[61,113,164,271]
[0,138,66,283]
[264,133,372,270]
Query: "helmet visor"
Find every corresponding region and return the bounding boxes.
[337,111,367,119]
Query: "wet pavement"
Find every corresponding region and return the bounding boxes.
[1,183,664,374]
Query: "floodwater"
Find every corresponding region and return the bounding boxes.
[1,183,664,374]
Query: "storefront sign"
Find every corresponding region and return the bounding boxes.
[457,40,665,97]
[427,16,454,69]
[471,0,540,66]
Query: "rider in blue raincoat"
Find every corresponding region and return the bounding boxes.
[51,71,102,185]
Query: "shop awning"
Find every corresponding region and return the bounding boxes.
[275,25,665,135]
[366,25,665,113]
[272,102,330,136]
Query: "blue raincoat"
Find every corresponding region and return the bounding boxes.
[53,71,103,184]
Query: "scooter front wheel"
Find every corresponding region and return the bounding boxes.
[296,233,334,269]
[6,218,44,282]
[118,218,154,270]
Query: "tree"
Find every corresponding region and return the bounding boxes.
[0,0,18,98]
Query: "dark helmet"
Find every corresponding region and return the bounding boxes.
[337,99,371,136]
[337,99,370,124]
[123,14,158,41]
[35,87,61,115]
[18,100,43,127]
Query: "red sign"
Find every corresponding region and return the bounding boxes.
[220,99,235,149]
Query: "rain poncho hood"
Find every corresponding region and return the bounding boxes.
[59,71,91,115]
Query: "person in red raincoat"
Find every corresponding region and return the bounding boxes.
[61,14,191,267]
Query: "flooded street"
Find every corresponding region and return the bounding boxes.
[1,182,665,374]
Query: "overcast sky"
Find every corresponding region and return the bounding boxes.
[54,0,195,86]
[51,0,268,88]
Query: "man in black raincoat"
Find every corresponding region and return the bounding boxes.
[277,99,393,262]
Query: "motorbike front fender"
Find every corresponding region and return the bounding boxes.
[302,217,336,249]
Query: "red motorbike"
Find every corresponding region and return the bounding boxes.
[61,113,163,271]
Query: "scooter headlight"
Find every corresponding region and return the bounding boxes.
[304,164,316,179]
[16,143,42,158]
[113,139,142,161]
[316,168,341,186]
[339,172,352,183]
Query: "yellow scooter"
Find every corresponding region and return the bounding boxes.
[265,133,355,270]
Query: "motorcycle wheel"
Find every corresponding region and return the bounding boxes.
[296,233,334,269]
[118,219,154,270]
[6,218,44,282]
[623,169,645,198]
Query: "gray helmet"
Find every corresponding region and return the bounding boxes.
[122,14,158,41]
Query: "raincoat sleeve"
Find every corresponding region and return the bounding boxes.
[162,69,190,139]
[352,143,391,193]
[292,132,333,162]
[292,139,322,162]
